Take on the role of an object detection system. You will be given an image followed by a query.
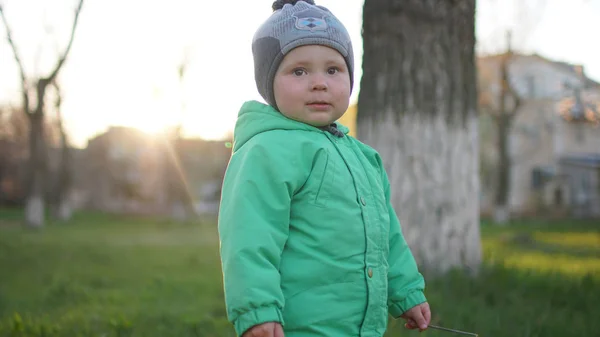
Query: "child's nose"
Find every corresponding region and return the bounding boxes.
[311,74,328,91]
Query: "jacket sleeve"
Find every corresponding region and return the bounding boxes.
[218,139,307,336]
[381,168,427,318]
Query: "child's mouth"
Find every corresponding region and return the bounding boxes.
[307,102,331,110]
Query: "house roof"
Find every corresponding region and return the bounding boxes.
[477,52,600,89]
[549,59,599,89]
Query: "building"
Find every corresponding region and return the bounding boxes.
[478,53,600,218]
[81,126,231,215]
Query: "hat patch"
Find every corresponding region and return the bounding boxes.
[293,8,328,31]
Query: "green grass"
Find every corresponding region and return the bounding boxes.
[0,209,598,337]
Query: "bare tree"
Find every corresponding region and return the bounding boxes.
[358,0,482,275]
[481,32,522,224]
[477,1,550,223]
[0,0,84,227]
[164,52,196,220]
[49,80,73,221]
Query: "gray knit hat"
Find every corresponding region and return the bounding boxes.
[252,0,354,110]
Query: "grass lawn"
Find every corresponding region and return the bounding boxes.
[0,208,598,336]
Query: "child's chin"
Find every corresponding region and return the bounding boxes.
[307,120,333,127]
[307,115,337,126]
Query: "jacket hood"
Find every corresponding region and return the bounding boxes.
[232,100,349,152]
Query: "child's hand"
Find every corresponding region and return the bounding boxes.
[242,322,284,337]
[400,302,431,332]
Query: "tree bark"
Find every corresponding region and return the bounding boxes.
[51,81,73,222]
[25,110,47,228]
[492,45,521,224]
[358,0,481,275]
[493,114,512,224]
[54,125,73,221]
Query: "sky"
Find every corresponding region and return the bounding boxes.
[1,0,598,148]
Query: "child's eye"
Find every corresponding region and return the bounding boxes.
[293,68,307,76]
[327,67,339,75]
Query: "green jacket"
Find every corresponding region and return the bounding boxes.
[218,101,426,337]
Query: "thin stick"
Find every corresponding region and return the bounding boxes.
[428,324,478,337]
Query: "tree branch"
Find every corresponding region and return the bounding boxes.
[507,96,522,118]
[46,0,84,83]
[501,52,522,119]
[0,4,30,114]
[51,80,63,121]
[505,70,522,118]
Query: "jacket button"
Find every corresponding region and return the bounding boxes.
[360,196,367,206]
[368,268,373,278]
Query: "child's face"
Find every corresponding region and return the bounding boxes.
[273,45,351,127]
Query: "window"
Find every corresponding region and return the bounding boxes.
[531,166,554,190]
[532,169,544,190]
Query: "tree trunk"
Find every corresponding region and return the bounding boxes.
[494,114,512,224]
[492,47,520,225]
[52,127,73,221]
[50,82,73,222]
[358,0,481,275]
[25,112,47,228]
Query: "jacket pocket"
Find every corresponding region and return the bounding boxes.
[313,150,336,208]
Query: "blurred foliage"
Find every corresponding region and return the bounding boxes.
[0,208,598,336]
